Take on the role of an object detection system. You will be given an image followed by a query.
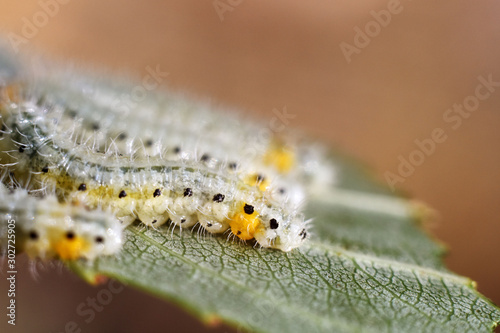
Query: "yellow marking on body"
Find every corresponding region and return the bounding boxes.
[44,173,148,203]
[263,140,295,173]
[244,173,270,192]
[38,173,167,223]
[53,236,88,260]
[229,203,261,240]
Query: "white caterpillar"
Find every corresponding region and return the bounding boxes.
[0,180,122,261]
[0,49,334,259]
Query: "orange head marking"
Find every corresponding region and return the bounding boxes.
[229,203,261,240]
[53,231,88,260]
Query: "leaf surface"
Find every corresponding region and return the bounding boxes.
[71,154,500,333]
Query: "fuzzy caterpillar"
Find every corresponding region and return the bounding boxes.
[0,79,309,253]
[30,69,336,195]
[0,50,333,258]
[0,181,122,261]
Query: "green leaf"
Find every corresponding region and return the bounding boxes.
[70,154,500,333]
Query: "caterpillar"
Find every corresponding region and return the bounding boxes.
[0,180,122,261]
[0,48,334,260]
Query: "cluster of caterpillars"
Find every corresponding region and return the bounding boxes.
[0,68,322,261]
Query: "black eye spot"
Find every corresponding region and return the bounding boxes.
[200,154,210,162]
[278,188,286,194]
[207,222,213,227]
[270,218,279,229]
[244,204,254,215]
[118,133,127,140]
[67,109,77,118]
[213,193,225,202]
[299,229,307,240]
[42,166,49,173]
[228,162,238,170]
[153,188,161,197]
[183,188,193,197]
[152,220,157,224]
[118,190,127,198]
[173,146,181,154]
[29,231,38,240]
[78,183,87,191]
[66,231,75,240]
[255,174,265,182]
[91,123,100,130]
[18,146,25,153]
[237,231,242,235]
[145,139,153,147]
[95,236,104,243]
[181,218,186,224]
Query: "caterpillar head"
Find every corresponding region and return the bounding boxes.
[253,209,308,252]
[271,215,309,252]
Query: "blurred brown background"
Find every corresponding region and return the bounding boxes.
[0,1,499,332]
